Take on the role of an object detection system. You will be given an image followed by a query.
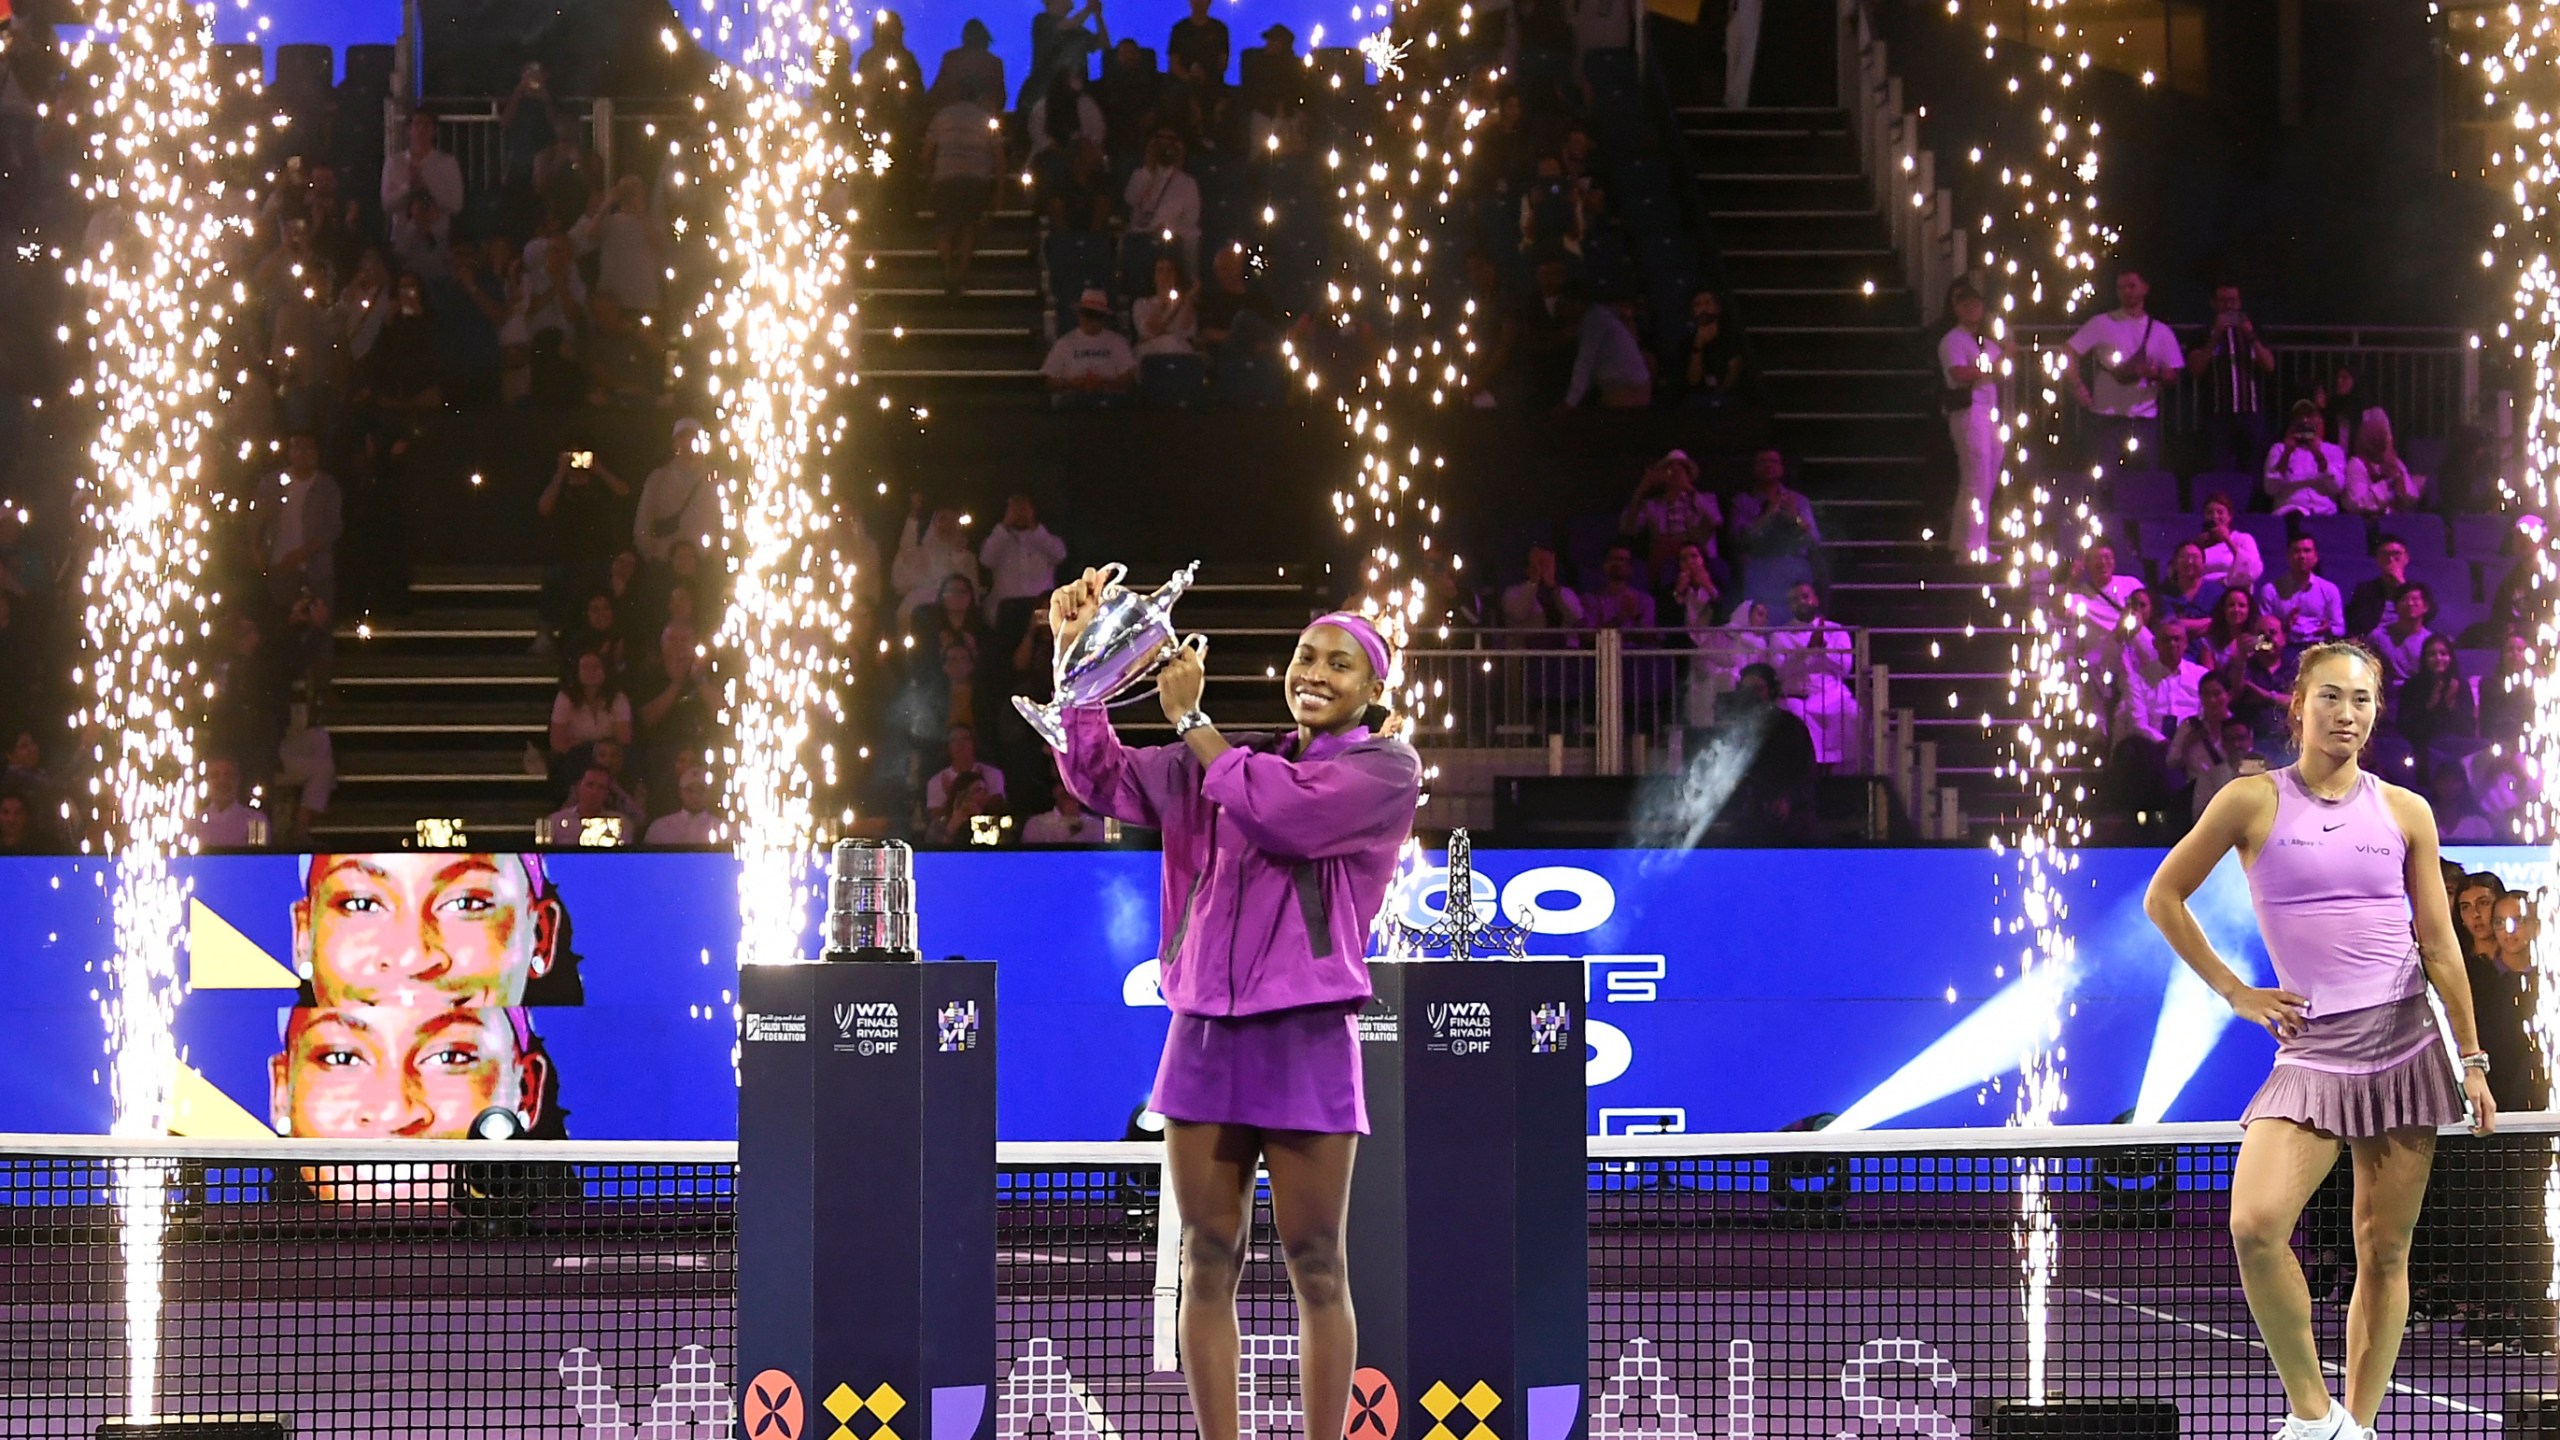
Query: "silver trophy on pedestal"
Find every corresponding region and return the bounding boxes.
[822,838,918,961]
[1014,562,1204,751]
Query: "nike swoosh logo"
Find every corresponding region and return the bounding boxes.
[2322,823,2345,832]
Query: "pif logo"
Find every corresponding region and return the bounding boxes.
[746,1369,806,1439]
[1347,1369,1399,1440]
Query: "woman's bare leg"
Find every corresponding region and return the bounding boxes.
[1263,1130,1360,1440]
[2343,1127,2436,1428]
[2230,1118,2348,1420]
[1168,1121,1262,1440]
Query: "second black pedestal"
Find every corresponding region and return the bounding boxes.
[1346,959,1586,1440]
[739,961,995,1440]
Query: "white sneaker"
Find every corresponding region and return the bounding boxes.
[2273,1402,2347,1440]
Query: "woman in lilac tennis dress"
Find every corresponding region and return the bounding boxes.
[2147,641,2497,1440]
[1050,568,1421,1440]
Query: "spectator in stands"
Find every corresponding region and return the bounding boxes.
[922,92,1006,294]
[0,788,38,854]
[1620,449,1722,586]
[979,493,1068,630]
[1671,544,1724,698]
[1126,129,1202,277]
[634,419,720,566]
[2343,536,2412,638]
[644,762,727,845]
[1041,289,1139,405]
[499,63,564,225]
[561,593,627,677]
[2259,535,2344,647]
[1168,0,1231,80]
[2262,399,2347,516]
[571,175,669,316]
[2064,543,2142,645]
[1678,287,1749,412]
[1769,582,1860,767]
[929,767,1002,844]
[2187,281,2276,471]
[274,700,335,846]
[2194,492,2264,594]
[539,447,632,624]
[434,237,509,408]
[2366,580,2434,694]
[932,18,1007,110]
[1198,244,1285,383]
[892,499,983,624]
[535,116,601,231]
[1585,544,1657,629]
[1095,40,1162,146]
[2195,585,2263,685]
[582,293,665,408]
[193,756,263,848]
[1027,65,1106,167]
[912,574,992,673]
[2482,633,2534,744]
[1022,771,1103,843]
[1938,280,2009,560]
[550,650,632,768]
[2115,618,2206,744]
[1728,447,1821,608]
[2156,542,2221,643]
[855,11,925,143]
[924,722,1005,811]
[1559,287,1651,410]
[2317,366,2370,455]
[633,619,713,795]
[2191,716,2266,819]
[256,429,343,611]
[521,218,591,351]
[548,761,641,846]
[2397,636,2475,760]
[2065,266,2182,485]
[1457,252,1522,409]
[380,110,465,225]
[1500,542,1584,630]
[1024,0,1110,114]
[1134,254,1199,356]
[387,191,452,284]
[2167,671,2239,785]
[2342,408,2423,514]
[1704,661,1818,841]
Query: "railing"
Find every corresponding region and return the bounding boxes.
[1401,626,1879,774]
[415,97,696,199]
[1836,0,1961,325]
[2010,323,2480,446]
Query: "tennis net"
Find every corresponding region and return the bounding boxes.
[2,1120,2554,1437]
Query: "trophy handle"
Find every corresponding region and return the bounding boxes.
[1094,561,1130,595]
[1177,633,1208,659]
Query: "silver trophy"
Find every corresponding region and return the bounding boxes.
[1015,562,1204,751]
[822,838,918,961]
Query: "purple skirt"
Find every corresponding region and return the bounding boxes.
[1154,1004,1368,1135]
[2241,992,2465,1140]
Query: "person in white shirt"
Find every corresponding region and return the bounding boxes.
[892,502,981,624]
[380,111,466,222]
[193,757,266,848]
[2064,543,2145,648]
[569,174,667,313]
[633,419,721,564]
[2114,620,2206,746]
[923,725,1006,811]
[1937,281,2011,561]
[257,430,343,608]
[2194,492,2264,594]
[2257,535,2346,646]
[1021,774,1103,843]
[2261,400,2349,516]
[1767,582,1862,767]
[643,763,728,845]
[1042,290,1137,404]
[1133,255,1200,357]
[2364,580,2434,695]
[2342,407,2424,515]
[1124,130,1202,277]
[274,702,335,844]
[2065,267,2183,484]
[979,494,1069,619]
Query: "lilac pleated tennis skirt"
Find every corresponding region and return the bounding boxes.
[2241,991,2465,1140]
[1153,1004,1369,1135]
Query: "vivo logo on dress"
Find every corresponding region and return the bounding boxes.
[1425,1001,1494,1056]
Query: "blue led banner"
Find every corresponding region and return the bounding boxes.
[0,846,2534,1142]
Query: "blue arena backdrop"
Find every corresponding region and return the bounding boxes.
[0,846,2537,1143]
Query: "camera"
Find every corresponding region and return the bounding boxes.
[570,451,594,469]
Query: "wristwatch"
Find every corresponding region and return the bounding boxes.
[1172,710,1215,738]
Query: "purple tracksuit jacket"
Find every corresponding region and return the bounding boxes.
[1059,705,1422,1017]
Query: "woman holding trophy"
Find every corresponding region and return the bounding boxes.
[1047,566,1421,1440]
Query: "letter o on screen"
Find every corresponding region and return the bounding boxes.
[1502,867,1615,935]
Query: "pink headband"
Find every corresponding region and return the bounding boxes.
[1311,613,1392,682]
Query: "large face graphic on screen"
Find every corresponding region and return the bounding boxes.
[295,853,565,1008]
[268,1003,553,1199]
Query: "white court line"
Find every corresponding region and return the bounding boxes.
[2073,1287,2496,1420]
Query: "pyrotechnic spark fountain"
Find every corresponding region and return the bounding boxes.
[60,3,249,1419]
[1286,0,1477,721]
[1948,0,2115,1403]
[682,3,867,976]
[2460,0,2560,1329]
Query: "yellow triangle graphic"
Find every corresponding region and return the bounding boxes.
[168,1062,274,1139]
[187,897,300,990]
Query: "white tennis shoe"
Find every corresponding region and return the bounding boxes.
[2272,1401,2348,1440]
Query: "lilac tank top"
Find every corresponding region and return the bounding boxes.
[2244,767,2422,1018]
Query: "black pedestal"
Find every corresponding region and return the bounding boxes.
[1979,1399,2179,1437]
[739,962,996,1440]
[1347,959,1586,1440]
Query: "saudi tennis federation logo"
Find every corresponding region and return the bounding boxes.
[1528,1002,1570,1055]
[746,1370,806,1438]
